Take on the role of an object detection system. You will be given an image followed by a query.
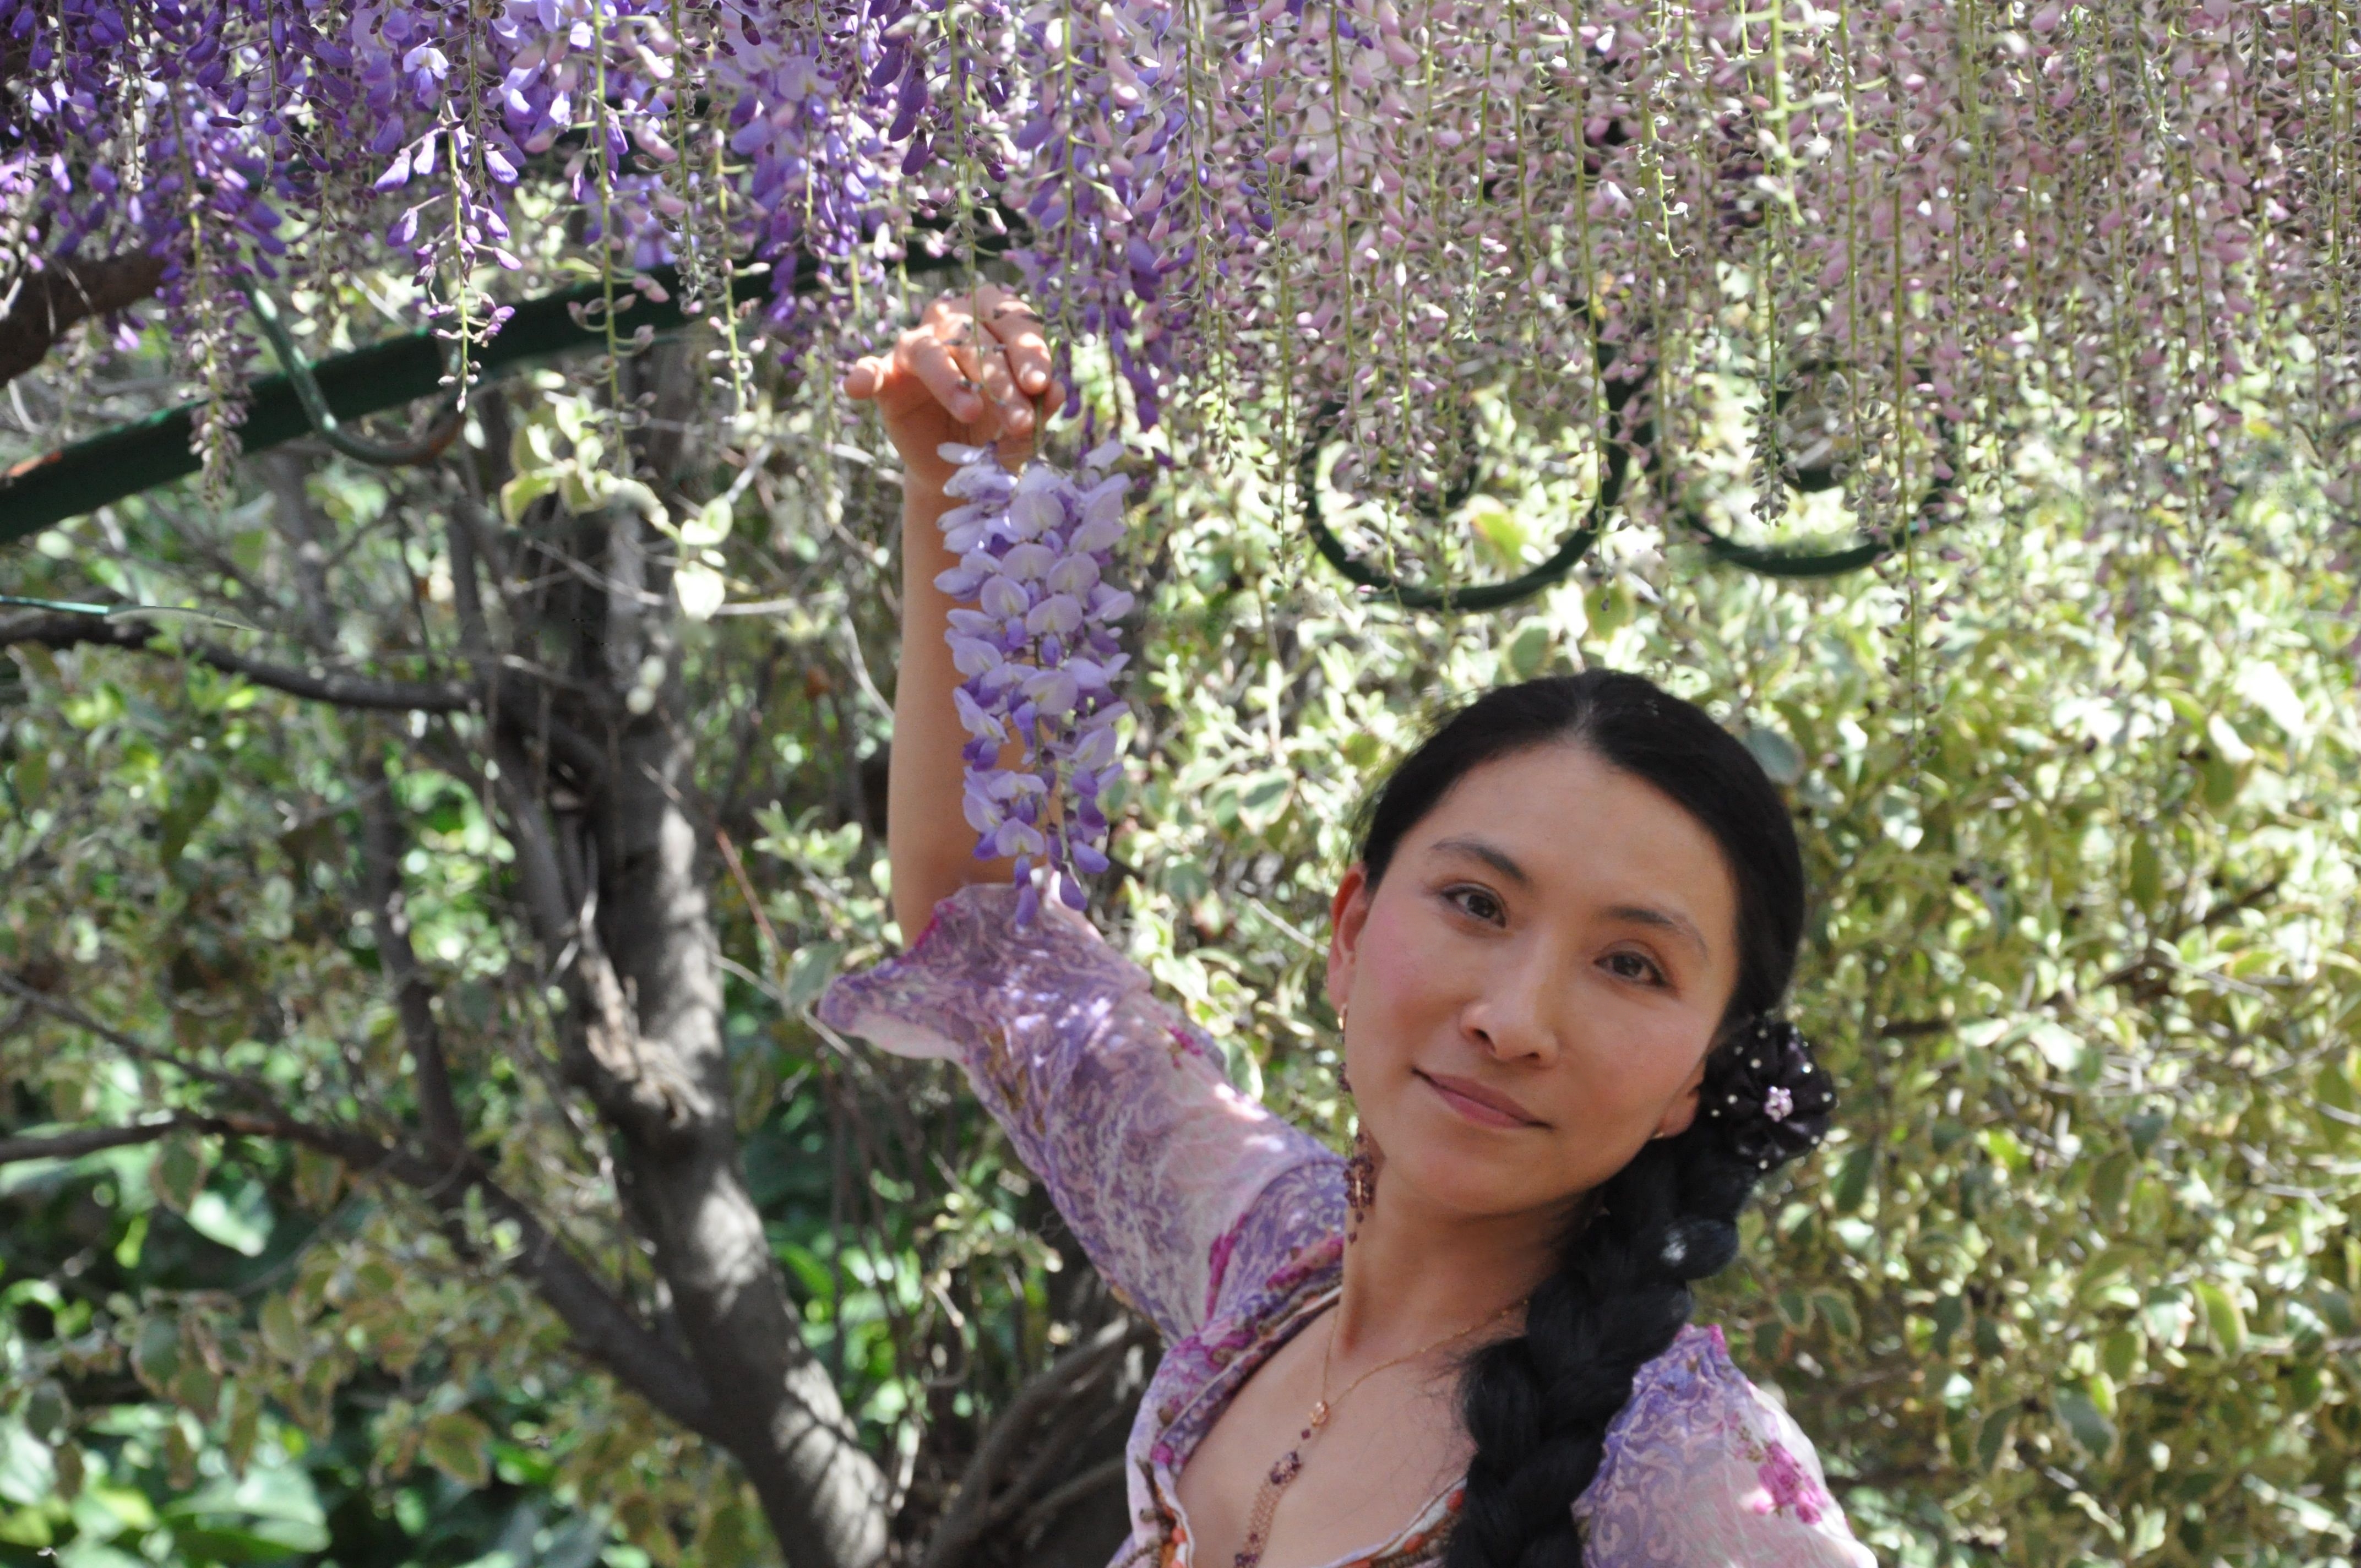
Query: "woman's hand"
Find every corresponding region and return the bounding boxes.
[842,281,1064,491]
[856,282,1067,935]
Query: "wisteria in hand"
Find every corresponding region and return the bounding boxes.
[932,440,1133,926]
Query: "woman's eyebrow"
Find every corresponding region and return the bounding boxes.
[1428,835,1532,886]
[1607,903,1711,960]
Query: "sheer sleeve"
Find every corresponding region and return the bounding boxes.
[1579,1325,1878,1567]
[816,881,1333,1342]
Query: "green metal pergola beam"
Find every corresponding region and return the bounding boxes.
[0,260,796,545]
[0,244,975,546]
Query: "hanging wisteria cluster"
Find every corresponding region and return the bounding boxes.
[2,0,2357,527]
[934,439,1133,925]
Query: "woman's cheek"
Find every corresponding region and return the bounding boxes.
[1353,898,1449,1055]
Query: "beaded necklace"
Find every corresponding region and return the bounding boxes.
[1230,1298,1521,1568]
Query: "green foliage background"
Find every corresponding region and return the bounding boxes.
[2,362,2358,1566]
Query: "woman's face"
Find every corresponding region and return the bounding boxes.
[1326,743,1742,1225]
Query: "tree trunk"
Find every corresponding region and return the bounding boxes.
[594,677,891,1564]
[580,394,891,1562]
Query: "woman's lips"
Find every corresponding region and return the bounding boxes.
[1416,1070,1546,1130]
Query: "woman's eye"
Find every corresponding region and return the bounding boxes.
[1448,886,1505,924]
[1605,951,1665,986]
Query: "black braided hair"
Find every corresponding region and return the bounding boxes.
[1348,671,1831,1568]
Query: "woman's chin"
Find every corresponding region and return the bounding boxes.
[1373,1142,1577,1227]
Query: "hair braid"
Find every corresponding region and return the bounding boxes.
[1443,1124,1765,1568]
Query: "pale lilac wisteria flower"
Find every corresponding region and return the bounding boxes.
[929,438,1134,926]
[3,0,2358,545]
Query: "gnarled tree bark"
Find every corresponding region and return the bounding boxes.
[0,251,166,388]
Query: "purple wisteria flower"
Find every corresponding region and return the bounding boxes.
[931,439,1134,926]
[2,0,2355,542]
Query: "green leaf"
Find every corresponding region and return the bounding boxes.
[2129,834,2162,908]
[419,1411,494,1489]
[184,1179,271,1257]
[1811,1289,1859,1341]
[1931,1293,1965,1354]
[2205,710,2255,766]
[2091,1152,2134,1222]
[2316,1059,2358,1146]
[130,1315,180,1391]
[8,744,47,810]
[2201,749,2244,808]
[148,1134,207,1215]
[156,766,221,865]
[499,470,556,527]
[2235,662,2312,744]
[2027,1021,2085,1074]
[291,1145,343,1211]
[782,941,846,1012]
[1467,497,1529,568]
[1504,619,1552,680]
[166,1464,330,1556]
[1831,1145,1874,1212]
[1233,770,1293,835]
[259,1296,305,1364]
[2077,1244,2141,1299]
[1742,725,1805,787]
[0,1418,57,1507]
[2054,1389,2118,1459]
[2195,1281,2248,1356]
[1975,1409,2013,1473]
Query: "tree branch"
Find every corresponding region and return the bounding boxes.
[281,1121,725,1444]
[0,609,474,710]
[1009,1458,1128,1547]
[0,1116,199,1167]
[0,252,167,388]
[921,1317,1143,1568]
[353,735,465,1156]
[0,978,722,1442]
[0,971,281,1103]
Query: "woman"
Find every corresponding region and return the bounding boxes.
[822,284,1875,1568]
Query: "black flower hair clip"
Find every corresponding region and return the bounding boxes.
[1702,1017,1836,1173]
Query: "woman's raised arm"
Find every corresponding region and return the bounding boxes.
[841,284,1064,938]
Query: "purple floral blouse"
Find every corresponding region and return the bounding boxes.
[820,883,1877,1567]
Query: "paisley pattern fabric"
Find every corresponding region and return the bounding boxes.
[820,883,1877,1567]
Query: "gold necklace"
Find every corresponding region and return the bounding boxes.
[1230,1297,1521,1568]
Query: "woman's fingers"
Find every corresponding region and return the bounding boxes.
[982,300,1053,396]
[841,356,886,400]
[899,329,989,426]
[848,286,1057,450]
[949,335,1035,438]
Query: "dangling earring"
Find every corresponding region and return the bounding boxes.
[1335,999,1377,1242]
[1343,1129,1378,1243]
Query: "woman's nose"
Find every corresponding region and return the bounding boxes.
[1462,959,1561,1065]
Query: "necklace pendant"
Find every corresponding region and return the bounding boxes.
[1308,1400,1330,1430]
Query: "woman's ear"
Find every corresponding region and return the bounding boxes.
[1653,1050,1710,1141]
[1325,863,1373,1016]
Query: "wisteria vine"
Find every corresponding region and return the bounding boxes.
[1,0,2356,533]
[934,438,1133,925]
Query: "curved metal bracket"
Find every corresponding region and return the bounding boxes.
[0,593,258,630]
[1298,344,1654,612]
[1665,366,1960,579]
[251,294,464,467]
[1299,337,1963,608]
